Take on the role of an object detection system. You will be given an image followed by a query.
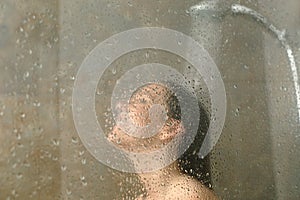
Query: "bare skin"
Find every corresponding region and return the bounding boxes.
[108,83,218,199]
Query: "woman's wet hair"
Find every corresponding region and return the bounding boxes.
[177,105,212,187]
[160,84,212,187]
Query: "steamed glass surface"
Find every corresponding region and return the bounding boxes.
[0,0,299,199]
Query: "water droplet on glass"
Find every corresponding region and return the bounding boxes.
[66,189,72,195]
[24,71,30,78]
[280,86,287,91]
[16,173,23,179]
[145,52,149,58]
[60,88,65,94]
[71,136,78,144]
[20,113,26,119]
[79,150,85,156]
[33,100,40,107]
[111,67,116,75]
[46,41,52,48]
[61,165,67,171]
[82,180,87,186]
[243,65,249,69]
[11,189,17,196]
[16,133,21,140]
[52,138,60,146]
[53,37,59,43]
[116,139,121,144]
[234,108,240,117]
[96,90,103,96]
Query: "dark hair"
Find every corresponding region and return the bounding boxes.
[166,86,212,187]
[177,104,212,187]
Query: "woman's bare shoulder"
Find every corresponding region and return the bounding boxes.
[164,175,219,200]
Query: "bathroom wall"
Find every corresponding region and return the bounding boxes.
[0,0,61,199]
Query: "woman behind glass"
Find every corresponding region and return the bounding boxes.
[108,83,218,199]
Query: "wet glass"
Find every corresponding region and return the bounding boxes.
[0,0,299,199]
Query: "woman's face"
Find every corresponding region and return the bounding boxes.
[107,83,184,153]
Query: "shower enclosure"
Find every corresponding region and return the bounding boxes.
[0,0,299,199]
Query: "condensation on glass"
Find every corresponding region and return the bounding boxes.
[0,0,299,199]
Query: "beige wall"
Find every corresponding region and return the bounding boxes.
[0,0,61,199]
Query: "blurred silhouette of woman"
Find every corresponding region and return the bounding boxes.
[108,83,218,199]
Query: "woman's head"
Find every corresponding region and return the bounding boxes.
[127,83,181,126]
[108,82,211,185]
[108,83,183,153]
